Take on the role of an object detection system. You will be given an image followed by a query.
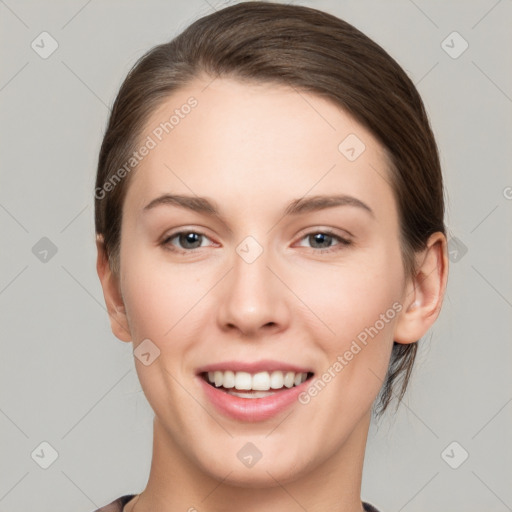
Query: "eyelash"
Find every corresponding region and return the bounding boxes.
[160,229,352,254]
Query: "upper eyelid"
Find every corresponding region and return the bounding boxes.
[295,225,353,239]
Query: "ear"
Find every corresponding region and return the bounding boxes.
[393,232,449,344]
[95,235,132,342]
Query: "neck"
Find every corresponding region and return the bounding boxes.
[127,412,371,512]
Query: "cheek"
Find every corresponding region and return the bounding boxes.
[314,276,398,392]
[297,243,404,403]
[119,249,208,421]
[120,246,211,342]
[296,246,404,342]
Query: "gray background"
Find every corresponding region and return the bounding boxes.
[1,0,511,511]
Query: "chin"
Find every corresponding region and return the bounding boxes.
[208,462,308,489]
[193,442,314,489]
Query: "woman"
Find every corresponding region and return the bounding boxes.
[93,2,448,511]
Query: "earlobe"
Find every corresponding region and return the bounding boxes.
[393,232,449,344]
[95,235,132,343]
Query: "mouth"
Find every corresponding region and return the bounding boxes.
[200,370,315,399]
[195,360,316,421]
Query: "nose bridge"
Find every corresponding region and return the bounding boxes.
[216,234,287,335]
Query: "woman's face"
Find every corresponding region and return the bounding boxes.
[116,76,411,485]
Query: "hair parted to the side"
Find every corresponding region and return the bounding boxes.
[94,1,445,417]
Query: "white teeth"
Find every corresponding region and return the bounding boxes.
[214,371,223,387]
[252,372,270,391]
[235,371,252,390]
[269,371,283,389]
[223,370,235,388]
[205,370,310,390]
[284,371,295,388]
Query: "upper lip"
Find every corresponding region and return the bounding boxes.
[196,359,314,375]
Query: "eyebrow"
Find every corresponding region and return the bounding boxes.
[142,193,374,220]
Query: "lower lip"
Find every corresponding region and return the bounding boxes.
[197,375,311,422]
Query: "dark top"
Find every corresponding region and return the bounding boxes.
[92,494,381,511]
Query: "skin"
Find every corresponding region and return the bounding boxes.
[97,76,448,512]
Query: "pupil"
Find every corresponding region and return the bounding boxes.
[181,232,201,249]
[312,233,330,248]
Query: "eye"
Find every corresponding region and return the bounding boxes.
[161,230,214,252]
[160,228,351,254]
[296,230,352,253]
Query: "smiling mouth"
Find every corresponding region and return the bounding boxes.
[200,370,315,398]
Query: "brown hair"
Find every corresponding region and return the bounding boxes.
[95,1,445,416]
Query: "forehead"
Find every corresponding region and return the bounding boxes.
[124,76,397,225]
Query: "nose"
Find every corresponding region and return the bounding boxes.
[216,241,291,338]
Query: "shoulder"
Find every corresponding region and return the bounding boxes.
[363,501,382,512]
[90,494,137,512]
